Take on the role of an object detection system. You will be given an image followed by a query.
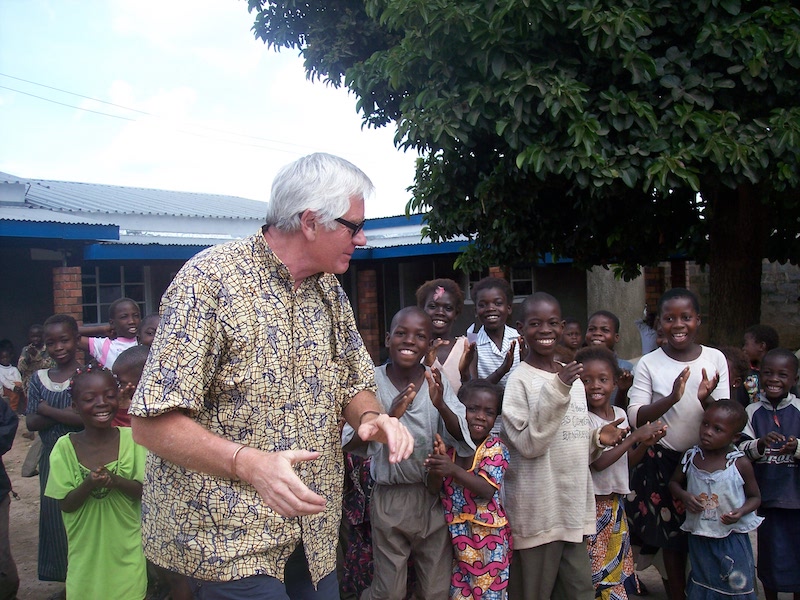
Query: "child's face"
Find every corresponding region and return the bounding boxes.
[110,301,141,339]
[561,323,582,351]
[462,389,499,444]
[72,372,119,428]
[519,300,563,359]
[112,364,142,405]
[385,312,431,368]
[474,287,512,333]
[0,351,10,367]
[760,355,797,402]
[659,297,700,353]
[423,290,459,339]
[138,316,160,347]
[28,327,44,348]
[585,315,619,351]
[44,323,77,366]
[698,406,739,452]
[742,333,764,365]
[580,359,617,412]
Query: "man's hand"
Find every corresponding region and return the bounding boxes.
[237,448,328,517]
[357,413,414,464]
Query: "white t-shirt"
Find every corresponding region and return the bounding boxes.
[588,406,631,495]
[89,336,138,369]
[628,346,729,452]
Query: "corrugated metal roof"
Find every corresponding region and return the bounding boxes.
[0,172,268,220]
[0,206,117,226]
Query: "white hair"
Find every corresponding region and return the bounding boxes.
[265,153,374,231]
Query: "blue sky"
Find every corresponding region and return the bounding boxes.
[0,0,418,217]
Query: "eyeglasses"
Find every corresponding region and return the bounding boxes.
[334,216,367,238]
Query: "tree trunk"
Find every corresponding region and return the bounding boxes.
[706,183,765,346]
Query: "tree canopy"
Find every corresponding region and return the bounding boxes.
[248,0,800,343]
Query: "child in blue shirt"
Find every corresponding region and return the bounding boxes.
[739,348,800,599]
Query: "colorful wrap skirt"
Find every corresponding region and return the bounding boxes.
[587,495,634,600]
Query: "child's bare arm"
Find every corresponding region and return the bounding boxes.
[25,411,56,431]
[591,420,664,472]
[721,457,761,524]
[458,339,476,383]
[627,421,668,467]
[35,402,83,427]
[425,453,496,499]
[105,468,143,501]
[697,368,720,408]
[60,468,110,513]
[427,368,464,441]
[636,367,689,426]
[668,462,703,514]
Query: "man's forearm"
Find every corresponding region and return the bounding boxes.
[342,389,384,431]
[131,412,243,479]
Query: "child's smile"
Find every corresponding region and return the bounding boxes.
[423,290,458,338]
[385,311,432,368]
[580,360,616,413]
[760,355,797,401]
[585,315,619,350]
[659,297,700,354]
[462,389,499,443]
[475,287,512,333]
[519,300,562,359]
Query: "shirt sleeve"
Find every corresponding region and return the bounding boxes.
[627,355,654,428]
[502,370,573,459]
[44,436,78,501]
[475,438,509,490]
[129,268,224,418]
[25,372,42,417]
[328,280,377,406]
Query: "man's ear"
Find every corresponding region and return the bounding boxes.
[298,210,317,240]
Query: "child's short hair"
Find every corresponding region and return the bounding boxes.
[719,346,749,383]
[43,313,79,335]
[709,399,748,433]
[574,346,621,378]
[108,297,140,319]
[588,310,621,334]
[113,345,150,376]
[415,279,465,315]
[744,324,779,351]
[389,306,431,332]
[471,277,513,305]
[658,287,700,315]
[70,364,117,398]
[563,317,581,327]
[520,291,561,318]
[457,379,504,415]
[762,348,800,373]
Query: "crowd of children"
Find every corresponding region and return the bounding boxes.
[1,278,799,600]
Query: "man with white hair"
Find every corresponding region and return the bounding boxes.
[130,153,413,599]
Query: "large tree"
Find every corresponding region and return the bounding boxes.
[248,0,800,344]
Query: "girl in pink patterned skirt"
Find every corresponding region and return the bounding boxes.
[426,380,512,600]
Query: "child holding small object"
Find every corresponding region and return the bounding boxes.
[426,380,512,600]
[669,400,762,600]
[45,364,147,599]
[578,346,667,600]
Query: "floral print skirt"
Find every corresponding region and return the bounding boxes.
[626,444,688,551]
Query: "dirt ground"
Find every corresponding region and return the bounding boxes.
[2,420,784,600]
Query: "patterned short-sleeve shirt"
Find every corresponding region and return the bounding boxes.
[129,230,377,584]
